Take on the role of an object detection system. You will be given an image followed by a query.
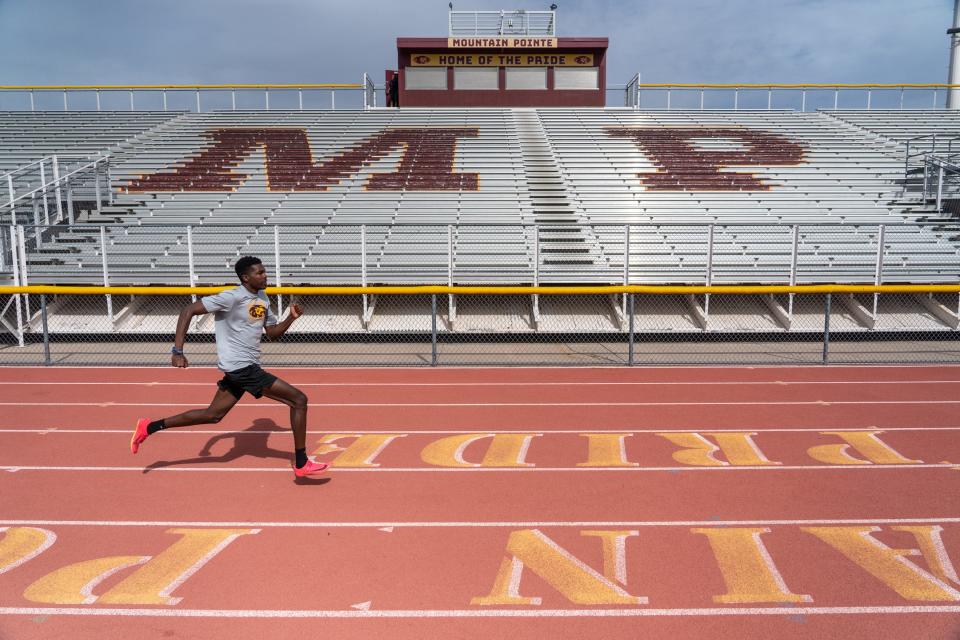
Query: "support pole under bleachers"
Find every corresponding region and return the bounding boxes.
[948,0,960,109]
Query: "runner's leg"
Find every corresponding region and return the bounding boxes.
[159,387,241,428]
[262,378,328,475]
[261,378,308,450]
[133,386,241,453]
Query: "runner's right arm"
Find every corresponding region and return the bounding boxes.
[171,301,209,368]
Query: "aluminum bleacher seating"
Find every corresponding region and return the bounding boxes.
[0,111,184,174]
[824,110,960,152]
[4,108,960,287]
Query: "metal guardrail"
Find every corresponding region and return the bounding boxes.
[902,134,960,208]
[2,155,111,229]
[618,84,960,111]
[6,221,960,288]
[448,10,556,37]
[926,154,960,211]
[904,134,943,174]
[623,73,640,108]
[363,74,377,110]
[0,82,367,112]
[6,82,959,111]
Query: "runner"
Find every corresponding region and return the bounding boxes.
[130,256,328,478]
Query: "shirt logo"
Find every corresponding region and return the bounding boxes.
[247,300,268,323]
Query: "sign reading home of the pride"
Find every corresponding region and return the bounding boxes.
[447,37,557,48]
[411,53,593,67]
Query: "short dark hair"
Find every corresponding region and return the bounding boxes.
[234,256,262,281]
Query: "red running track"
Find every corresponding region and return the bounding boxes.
[1,365,960,639]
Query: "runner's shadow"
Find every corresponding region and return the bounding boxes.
[294,475,331,486]
[144,418,294,474]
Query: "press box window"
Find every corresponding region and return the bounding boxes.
[454,67,499,90]
[405,68,448,90]
[554,67,599,90]
[505,67,547,90]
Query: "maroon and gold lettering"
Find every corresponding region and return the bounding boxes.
[607,127,805,191]
[125,128,479,192]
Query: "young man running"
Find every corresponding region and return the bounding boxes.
[130,256,328,478]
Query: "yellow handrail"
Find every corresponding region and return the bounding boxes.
[2,284,960,296]
[635,83,960,89]
[0,84,363,90]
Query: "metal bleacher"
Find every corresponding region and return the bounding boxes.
[0,110,184,174]
[824,109,960,151]
[42,109,536,285]
[538,109,960,284]
[5,108,960,288]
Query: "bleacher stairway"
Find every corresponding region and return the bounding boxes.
[512,109,605,274]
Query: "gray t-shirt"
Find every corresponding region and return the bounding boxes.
[201,286,278,372]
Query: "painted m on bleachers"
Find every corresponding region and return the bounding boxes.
[125,128,480,192]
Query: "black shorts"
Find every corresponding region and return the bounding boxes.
[217,364,278,400]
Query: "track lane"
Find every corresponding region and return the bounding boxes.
[1,466,956,522]
[1,612,958,640]
[3,380,959,404]
[2,402,959,431]
[0,428,956,469]
[4,365,960,638]
[1,521,960,638]
[4,364,960,385]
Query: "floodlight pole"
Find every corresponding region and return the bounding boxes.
[948,0,960,109]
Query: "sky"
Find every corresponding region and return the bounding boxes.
[0,0,955,89]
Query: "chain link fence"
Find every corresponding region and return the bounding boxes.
[0,288,958,366]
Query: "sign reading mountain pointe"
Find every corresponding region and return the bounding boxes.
[447,37,558,48]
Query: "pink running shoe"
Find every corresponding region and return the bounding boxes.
[293,459,329,478]
[131,418,150,454]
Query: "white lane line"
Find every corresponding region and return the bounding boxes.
[2,400,960,407]
[0,605,958,618]
[3,379,960,387]
[3,517,959,527]
[0,464,953,473]
[3,426,960,435]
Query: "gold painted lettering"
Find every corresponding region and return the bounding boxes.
[581,530,639,585]
[693,527,811,603]
[0,527,56,575]
[24,528,259,606]
[802,526,960,601]
[892,526,960,586]
[577,433,638,467]
[312,433,405,467]
[657,432,779,466]
[471,529,647,605]
[807,431,921,465]
[25,556,149,605]
[421,433,541,467]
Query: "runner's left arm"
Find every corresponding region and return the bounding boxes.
[263,303,302,340]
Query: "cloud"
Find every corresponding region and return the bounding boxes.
[0,0,953,94]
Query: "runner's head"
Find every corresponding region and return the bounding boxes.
[235,256,268,290]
